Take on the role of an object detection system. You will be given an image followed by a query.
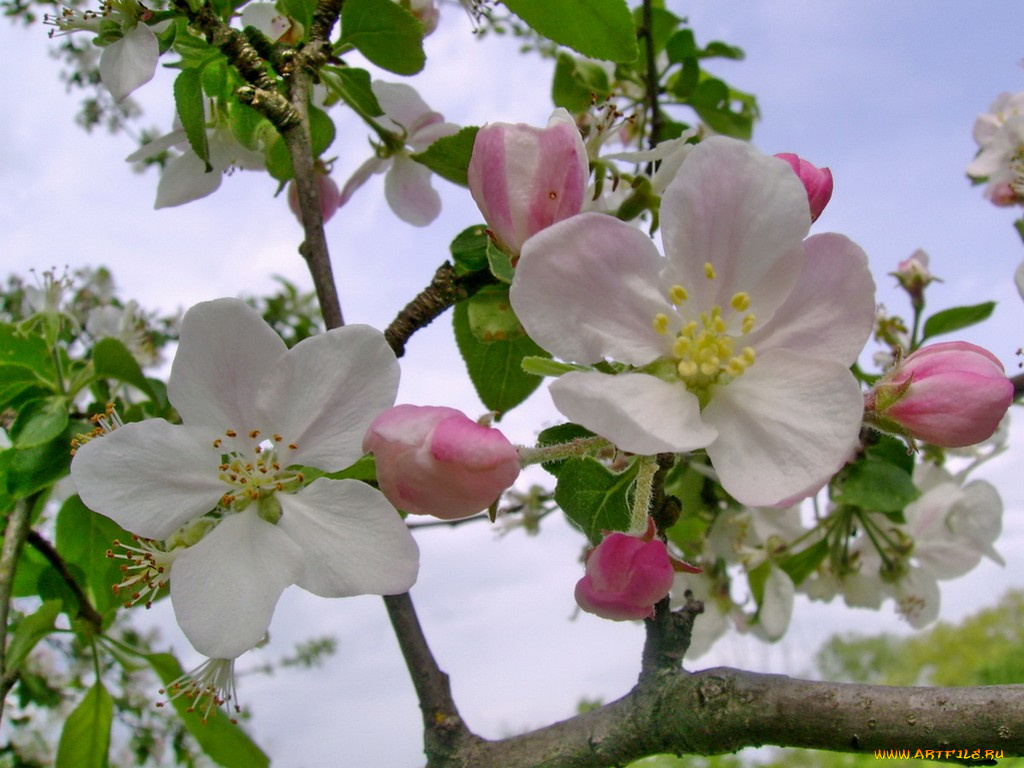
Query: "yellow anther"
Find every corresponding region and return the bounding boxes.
[730,292,751,312]
[704,262,716,279]
[742,313,756,334]
[669,284,688,304]
[677,360,699,377]
[700,361,719,377]
[652,313,669,334]
[741,346,756,364]
[726,358,747,377]
[713,316,727,334]
[672,337,692,357]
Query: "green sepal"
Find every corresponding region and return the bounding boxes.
[340,0,426,76]
[486,240,516,284]
[520,356,586,378]
[503,0,637,63]
[778,537,829,587]
[553,456,637,544]
[55,681,113,768]
[920,301,996,343]
[174,68,211,170]
[453,300,548,416]
[410,126,479,187]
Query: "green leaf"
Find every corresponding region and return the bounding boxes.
[553,456,637,544]
[93,337,156,400]
[687,76,758,140]
[552,52,611,113]
[146,654,270,768]
[830,458,919,513]
[57,495,136,615]
[486,240,516,284]
[778,537,829,587]
[10,396,69,449]
[0,322,54,377]
[503,0,637,62]
[921,301,996,342]
[280,0,317,33]
[6,600,62,672]
[340,0,426,75]
[0,364,48,409]
[174,68,210,170]
[411,126,479,187]
[55,681,113,768]
[323,66,383,117]
[520,356,585,377]
[309,105,336,157]
[465,284,525,343]
[228,100,270,152]
[632,5,681,57]
[453,301,548,415]
[535,422,594,478]
[264,134,294,181]
[7,426,77,499]
[450,225,491,275]
[664,28,697,63]
[702,40,745,60]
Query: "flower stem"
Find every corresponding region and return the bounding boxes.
[516,436,612,467]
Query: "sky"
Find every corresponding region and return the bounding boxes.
[4,1,1024,766]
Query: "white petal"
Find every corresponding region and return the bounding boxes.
[951,479,1005,566]
[339,156,388,206]
[170,512,302,658]
[511,213,671,366]
[99,23,158,102]
[371,81,435,134]
[893,569,941,628]
[239,3,290,39]
[168,299,287,430]
[278,479,419,597]
[70,421,222,540]
[703,349,863,506]
[548,371,715,455]
[154,150,222,208]
[746,233,876,365]
[258,325,399,470]
[125,128,188,162]
[659,137,808,326]
[384,156,441,226]
[754,567,794,640]
[1015,260,1024,301]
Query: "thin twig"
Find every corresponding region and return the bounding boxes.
[640,0,663,151]
[26,531,103,633]
[0,496,35,722]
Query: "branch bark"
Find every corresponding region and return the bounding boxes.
[0,496,34,723]
[451,668,1024,768]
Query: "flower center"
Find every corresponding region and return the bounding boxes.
[107,536,176,608]
[651,263,758,407]
[213,429,305,523]
[158,657,240,724]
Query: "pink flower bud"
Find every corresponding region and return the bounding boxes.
[774,152,833,222]
[574,526,675,621]
[362,405,521,520]
[468,108,589,256]
[288,172,342,224]
[866,342,1014,448]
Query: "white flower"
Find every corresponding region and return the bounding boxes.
[46,1,159,101]
[126,123,266,209]
[71,299,419,659]
[339,81,459,226]
[85,300,160,366]
[510,137,876,506]
[967,91,1024,203]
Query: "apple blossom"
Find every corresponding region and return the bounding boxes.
[865,341,1013,448]
[468,108,589,255]
[126,122,266,208]
[510,136,876,506]
[774,152,833,222]
[575,522,678,621]
[967,90,1024,205]
[46,1,158,102]
[288,170,343,225]
[363,405,520,519]
[339,81,459,226]
[71,299,419,661]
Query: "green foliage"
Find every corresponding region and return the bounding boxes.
[466,284,526,343]
[920,301,996,343]
[553,456,637,544]
[504,0,637,62]
[174,68,211,170]
[829,455,918,514]
[453,300,548,415]
[340,0,426,75]
[552,52,612,112]
[411,126,479,186]
[450,225,492,276]
[55,680,113,768]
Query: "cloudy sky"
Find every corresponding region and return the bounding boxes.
[4,1,1024,766]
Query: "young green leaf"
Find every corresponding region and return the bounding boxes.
[5,600,62,672]
[503,0,637,62]
[93,336,157,400]
[340,0,426,76]
[10,395,68,449]
[56,495,136,615]
[450,225,491,275]
[921,301,996,342]
[55,681,113,768]
[411,126,479,186]
[174,68,211,170]
[553,457,637,544]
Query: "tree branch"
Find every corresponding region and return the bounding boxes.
[383,593,479,765]
[452,668,1024,768]
[384,263,495,357]
[639,0,664,151]
[26,530,103,634]
[0,496,35,722]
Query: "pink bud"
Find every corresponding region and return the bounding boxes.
[468,108,589,256]
[288,172,342,224]
[866,341,1014,448]
[774,152,833,222]
[362,405,521,520]
[574,530,675,621]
